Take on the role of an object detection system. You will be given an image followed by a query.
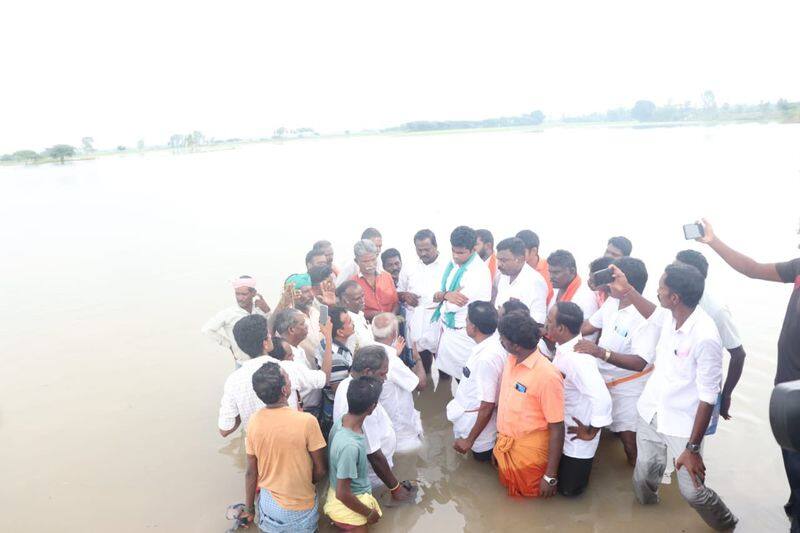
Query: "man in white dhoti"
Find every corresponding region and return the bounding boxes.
[432,226,492,381]
[494,237,548,324]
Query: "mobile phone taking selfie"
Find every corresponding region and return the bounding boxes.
[683,222,705,240]
[592,267,614,286]
[319,304,328,325]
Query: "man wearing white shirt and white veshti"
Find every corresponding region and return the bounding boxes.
[202,275,270,367]
[397,229,448,375]
[448,301,506,462]
[675,249,747,420]
[608,263,738,531]
[433,226,493,381]
[577,256,659,466]
[547,250,599,322]
[217,315,329,437]
[494,237,548,324]
[370,313,427,453]
[332,345,413,502]
[337,280,375,353]
[545,302,612,497]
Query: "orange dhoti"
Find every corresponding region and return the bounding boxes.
[493,429,550,497]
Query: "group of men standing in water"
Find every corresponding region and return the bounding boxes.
[203,219,800,533]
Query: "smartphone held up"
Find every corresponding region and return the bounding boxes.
[683,222,705,240]
[592,267,614,287]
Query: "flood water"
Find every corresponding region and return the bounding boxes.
[1,123,799,532]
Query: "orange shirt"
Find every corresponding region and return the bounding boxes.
[245,407,326,510]
[353,271,399,316]
[496,350,564,438]
[486,253,498,282]
[535,259,555,305]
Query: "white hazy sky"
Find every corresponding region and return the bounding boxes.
[2,0,799,152]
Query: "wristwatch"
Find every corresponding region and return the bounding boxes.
[542,474,558,486]
[685,442,701,454]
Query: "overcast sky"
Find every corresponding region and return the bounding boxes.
[2,0,799,152]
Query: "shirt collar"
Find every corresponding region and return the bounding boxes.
[673,307,700,334]
[557,335,580,352]
[514,349,542,369]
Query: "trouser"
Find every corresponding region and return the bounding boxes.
[419,349,433,375]
[633,415,737,531]
[783,448,800,532]
[558,455,594,497]
[473,448,493,462]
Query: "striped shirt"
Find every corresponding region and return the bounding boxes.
[317,340,353,401]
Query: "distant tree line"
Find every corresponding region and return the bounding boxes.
[1,144,77,164]
[386,111,545,133]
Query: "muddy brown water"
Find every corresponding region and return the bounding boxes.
[1,124,798,531]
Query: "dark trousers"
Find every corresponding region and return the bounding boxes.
[419,350,433,375]
[783,448,800,532]
[558,455,594,497]
[473,449,493,462]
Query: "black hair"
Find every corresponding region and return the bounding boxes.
[361,227,382,240]
[498,312,542,350]
[335,279,359,299]
[589,256,614,273]
[467,301,498,335]
[663,263,705,308]
[305,249,325,266]
[329,305,349,338]
[268,337,290,361]
[502,299,530,315]
[308,264,333,285]
[613,256,649,294]
[252,362,285,405]
[381,248,401,264]
[351,344,388,373]
[496,237,526,258]
[450,225,477,250]
[555,301,584,335]
[547,249,577,270]
[232,315,268,358]
[515,230,540,251]
[347,376,383,415]
[608,236,633,256]
[413,228,438,247]
[676,249,709,279]
[476,229,494,246]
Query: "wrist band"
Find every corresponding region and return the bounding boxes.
[390,481,401,492]
[604,350,612,362]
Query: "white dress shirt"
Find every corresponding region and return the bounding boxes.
[549,282,600,327]
[202,303,268,363]
[553,336,613,459]
[291,344,323,408]
[375,343,423,452]
[397,254,448,352]
[447,334,506,453]
[699,290,742,350]
[637,307,724,438]
[495,263,548,323]
[440,256,493,328]
[217,354,325,431]
[589,298,660,396]
[345,311,375,353]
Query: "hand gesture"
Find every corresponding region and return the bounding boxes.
[279,283,295,308]
[608,264,634,296]
[575,339,603,359]
[254,293,270,313]
[567,417,599,441]
[675,449,706,488]
[321,317,333,340]
[453,438,472,454]
[445,289,469,307]
[696,218,716,245]
[320,280,336,306]
[393,336,406,355]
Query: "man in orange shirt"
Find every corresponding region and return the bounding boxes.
[241,362,328,531]
[516,229,554,305]
[494,311,565,498]
[351,239,399,321]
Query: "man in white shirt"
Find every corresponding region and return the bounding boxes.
[283,273,324,370]
[448,301,505,462]
[202,275,270,366]
[675,249,747,420]
[545,302,612,497]
[609,262,738,530]
[494,237,548,324]
[217,315,328,436]
[337,280,375,353]
[273,308,332,415]
[397,229,448,374]
[333,345,413,502]
[371,313,427,452]
[547,250,599,320]
[433,226,493,381]
[577,256,659,466]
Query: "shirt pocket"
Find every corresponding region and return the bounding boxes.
[671,341,695,380]
[506,382,530,416]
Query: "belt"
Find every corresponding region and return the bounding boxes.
[606,366,654,388]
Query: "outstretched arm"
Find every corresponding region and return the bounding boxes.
[698,219,782,282]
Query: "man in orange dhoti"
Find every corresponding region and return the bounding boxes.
[494,311,565,498]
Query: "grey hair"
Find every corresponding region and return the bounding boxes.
[371,312,398,341]
[352,344,388,373]
[353,239,378,260]
[273,308,302,335]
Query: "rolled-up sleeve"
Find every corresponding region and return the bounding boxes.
[217,375,239,431]
[694,338,723,405]
[574,360,613,428]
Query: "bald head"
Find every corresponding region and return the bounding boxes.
[371,312,399,343]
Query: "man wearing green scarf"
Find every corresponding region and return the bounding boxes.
[432,226,493,381]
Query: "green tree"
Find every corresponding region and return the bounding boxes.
[81,137,95,153]
[631,100,656,122]
[45,144,76,164]
[13,150,41,163]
